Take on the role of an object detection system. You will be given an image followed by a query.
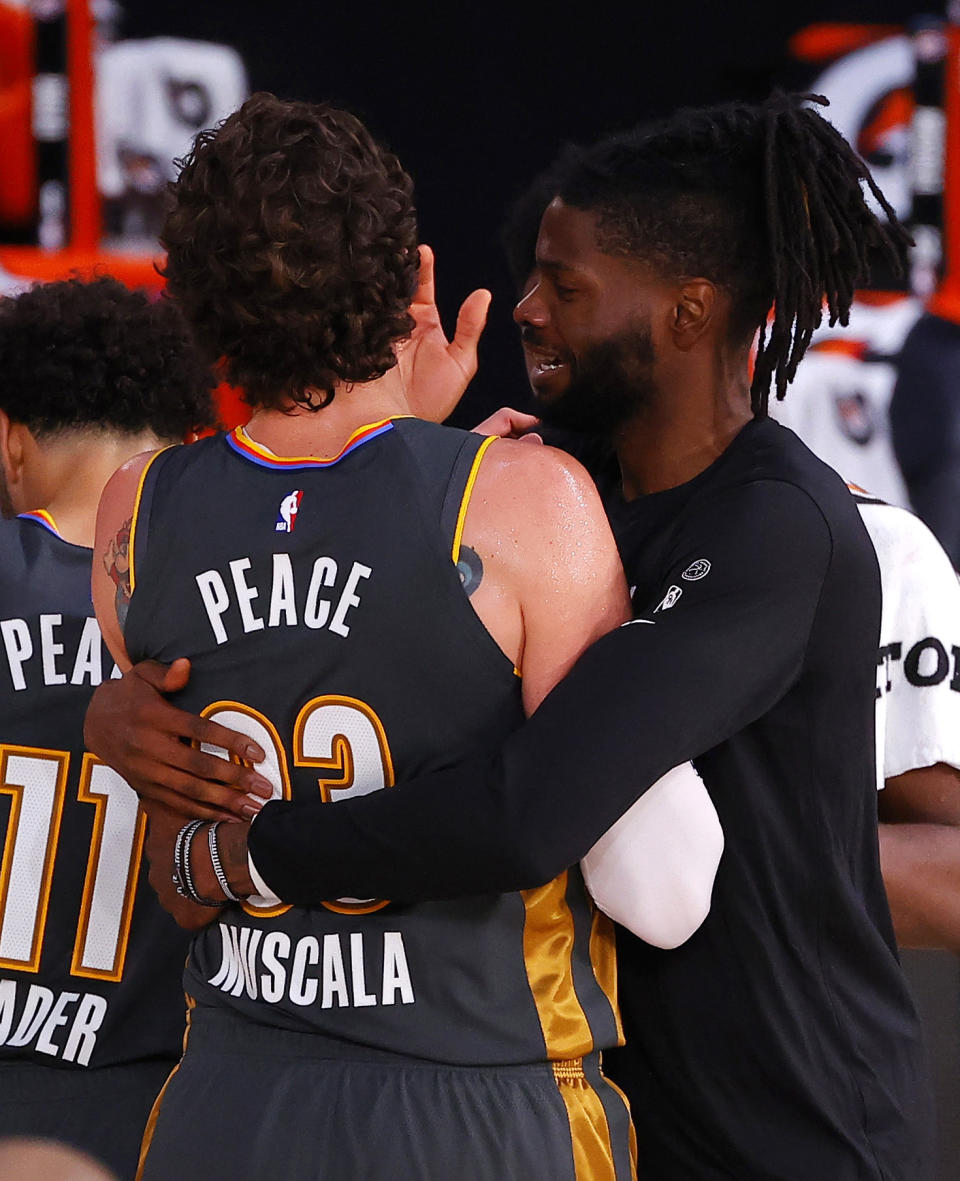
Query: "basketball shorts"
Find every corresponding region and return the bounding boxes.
[0,1057,175,1180]
[138,1005,636,1181]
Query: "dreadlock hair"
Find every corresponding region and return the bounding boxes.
[549,93,912,415]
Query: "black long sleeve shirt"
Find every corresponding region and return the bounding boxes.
[247,417,932,1180]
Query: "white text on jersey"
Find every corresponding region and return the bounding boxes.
[196,555,372,646]
[207,925,415,1009]
[0,980,107,1065]
[0,615,120,693]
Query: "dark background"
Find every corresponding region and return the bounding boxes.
[122,0,934,424]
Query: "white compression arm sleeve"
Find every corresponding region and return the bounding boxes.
[581,761,723,949]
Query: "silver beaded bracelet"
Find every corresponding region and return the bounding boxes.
[207,821,242,903]
[173,819,229,908]
[172,819,205,899]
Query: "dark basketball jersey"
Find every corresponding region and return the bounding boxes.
[0,512,189,1070]
[124,417,621,1066]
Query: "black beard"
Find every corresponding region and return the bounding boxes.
[536,324,657,438]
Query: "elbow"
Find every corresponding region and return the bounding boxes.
[641,885,715,950]
[591,876,717,950]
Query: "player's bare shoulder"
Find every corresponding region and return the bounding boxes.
[460,436,629,713]
[92,447,168,670]
[468,436,614,549]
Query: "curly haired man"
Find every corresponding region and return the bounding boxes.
[90,94,655,1181]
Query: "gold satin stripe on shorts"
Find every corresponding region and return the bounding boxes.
[601,1071,638,1181]
[521,871,594,1059]
[553,1059,619,1181]
[589,908,623,1044]
[135,994,195,1181]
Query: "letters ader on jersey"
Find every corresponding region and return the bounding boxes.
[0,514,189,1069]
[124,418,623,1066]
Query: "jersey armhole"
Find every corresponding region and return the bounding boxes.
[443,433,498,564]
[128,445,174,594]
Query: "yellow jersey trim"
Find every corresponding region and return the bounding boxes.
[127,447,174,595]
[231,415,415,469]
[451,434,498,563]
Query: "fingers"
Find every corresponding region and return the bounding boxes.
[411,244,436,308]
[141,781,237,822]
[133,658,188,693]
[159,657,192,693]
[158,735,272,797]
[449,289,492,374]
[181,712,267,768]
[473,407,542,439]
[84,670,273,822]
[127,661,266,764]
[133,759,261,819]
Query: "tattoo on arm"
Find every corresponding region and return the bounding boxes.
[104,517,133,627]
[457,546,484,598]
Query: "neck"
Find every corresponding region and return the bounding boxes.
[244,369,410,456]
[615,347,754,499]
[40,430,169,547]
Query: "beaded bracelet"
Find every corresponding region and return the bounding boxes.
[207,821,242,903]
[172,819,205,899]
[173,819,229,908]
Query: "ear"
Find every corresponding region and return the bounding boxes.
[670,279,716,352]
[0,412,29,500]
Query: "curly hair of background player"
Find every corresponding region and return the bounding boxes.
[503,92,914,415]
[160,92,421,412]
[0,276,217,439]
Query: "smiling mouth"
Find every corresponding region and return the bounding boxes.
[525,344,569,374]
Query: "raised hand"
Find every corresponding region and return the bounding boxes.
[397,245,492,423]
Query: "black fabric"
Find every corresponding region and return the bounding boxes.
[0,1057,173,1180]
[248,417,933,1179]
[890,311,960,567]
[139,1006,634,1181]
[0,517,188,1075]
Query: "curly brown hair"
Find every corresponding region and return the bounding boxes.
[160,92,419,410]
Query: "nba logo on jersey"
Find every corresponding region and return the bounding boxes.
[276,490,303,533]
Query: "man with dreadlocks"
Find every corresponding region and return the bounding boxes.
[86,94,932,1178]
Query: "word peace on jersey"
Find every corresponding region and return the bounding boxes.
[0,614,120,692]
[195,553,372,647]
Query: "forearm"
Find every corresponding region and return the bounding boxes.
[879,821,960,951]
[244,479,829,907]
[248,606,801,906]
